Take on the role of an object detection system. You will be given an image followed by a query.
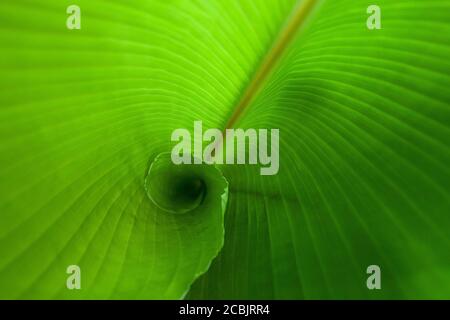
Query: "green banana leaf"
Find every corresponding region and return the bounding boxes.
[0,0,449,299]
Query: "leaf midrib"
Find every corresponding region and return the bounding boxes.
[222,0,320,131]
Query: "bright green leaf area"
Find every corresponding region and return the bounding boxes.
[0,0,449,299]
